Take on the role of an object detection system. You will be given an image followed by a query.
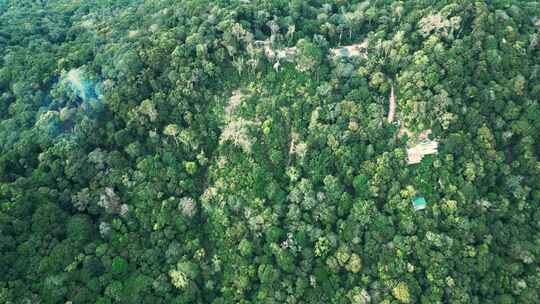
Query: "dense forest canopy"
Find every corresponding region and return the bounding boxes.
[1,0,539,303]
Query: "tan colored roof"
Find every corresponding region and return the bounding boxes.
[407,140,438,164]
[330,40,369,59]
[265,47,297,60]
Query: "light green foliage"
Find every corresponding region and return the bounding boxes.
[348,287,371,304]
[295,39,323,73]
[138,99,158,122]
[392,282,411,303]
[346,253,362,274]
[0,1,539,303]
[336,246,350,266]
[238,239,253,257]
[169,269,189,289]
[315,237,331,257]
[184,161,197,175]
[164,124,179,137]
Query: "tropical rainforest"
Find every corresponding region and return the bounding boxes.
[1,0,540,303]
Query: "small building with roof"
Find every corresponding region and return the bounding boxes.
[413,197,427,211]
[406,140,439,165]
[329,40,369,59]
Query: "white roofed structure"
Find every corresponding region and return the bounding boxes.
[330,40,369,59]
[407,140,439,164]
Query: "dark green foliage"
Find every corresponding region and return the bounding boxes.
[0,0,539,303]
[67,215,93,244]
[111,257,128,277]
